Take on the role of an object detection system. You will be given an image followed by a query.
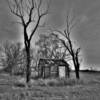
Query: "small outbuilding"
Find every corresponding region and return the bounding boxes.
[38,58,70,78]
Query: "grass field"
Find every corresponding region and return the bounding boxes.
[0,72,100,100]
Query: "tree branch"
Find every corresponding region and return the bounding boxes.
[29,0,51,41]
[26,1,35,27]
[76,48,81,57]
[29,16,41,41]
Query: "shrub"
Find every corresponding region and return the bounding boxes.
[35,79,46,86]
[46,79,58,86]
[57,78,84,86]
[46,78,84,87]
[14,82,25,88]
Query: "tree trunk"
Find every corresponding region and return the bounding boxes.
[75,65,80,79]
[26,44,31,83]
[72,57,80,79]
[75,56,80,79]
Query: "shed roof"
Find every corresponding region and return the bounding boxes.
[38,58,69,68]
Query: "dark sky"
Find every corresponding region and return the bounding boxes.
[1,0,100,68]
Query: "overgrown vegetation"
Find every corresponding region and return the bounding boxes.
[51,14,81,79]
[6,0,83,83]
[0,72,99,100]
[7,0,51,83]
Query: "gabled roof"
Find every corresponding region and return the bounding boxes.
[38,58,69,68]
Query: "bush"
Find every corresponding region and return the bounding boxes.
[14,82,25,88]
[46,79,58,86]
[31,78,84,87]
[46,78,84,87]
[34,79,46,86]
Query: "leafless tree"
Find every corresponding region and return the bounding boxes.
[52,14,81,79]
[7,0,51,83]
[35,33,71,78]
[0,41,22,75]
[35,33,69,60]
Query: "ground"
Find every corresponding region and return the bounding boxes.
[0,72,100,100]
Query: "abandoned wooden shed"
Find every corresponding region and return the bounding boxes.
[38,58,70,78]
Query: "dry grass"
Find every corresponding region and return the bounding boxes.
[0,72,100,100]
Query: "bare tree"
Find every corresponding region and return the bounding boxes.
[52,15,81,79]
[0,41,22,75]
[7,0,50,83]
[35,33,69,60]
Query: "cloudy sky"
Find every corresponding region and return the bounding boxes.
[1,0,100,68]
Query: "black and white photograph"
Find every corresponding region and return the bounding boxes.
[0,0,100,99]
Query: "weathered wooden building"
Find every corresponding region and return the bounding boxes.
[38,58,70,78]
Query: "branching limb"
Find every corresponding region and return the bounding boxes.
[29,0,51,41]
